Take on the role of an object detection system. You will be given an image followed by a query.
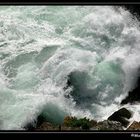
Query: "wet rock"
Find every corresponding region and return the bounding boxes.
[123,5,140,19]
[97,120,123,130]
[23,121,36,130]
[63,116,93,130]
[60,125,82,131]
[108,108,132,127]
[35,122,59,131]
[127,121,140,130]
[121,71,140,105]
[23,114,47,130]
[36,114,47,127]
[121,91,140,105]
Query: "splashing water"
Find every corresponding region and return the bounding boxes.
[0,6,140,130]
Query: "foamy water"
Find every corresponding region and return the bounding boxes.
[0,6,140,130]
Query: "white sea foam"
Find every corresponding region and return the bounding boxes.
[0,6,140,129]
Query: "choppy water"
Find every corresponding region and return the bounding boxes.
[0,6,140,130]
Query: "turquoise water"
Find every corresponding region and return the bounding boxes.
[0,6,140,129]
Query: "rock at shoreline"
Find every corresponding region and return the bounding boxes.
[23,121,36,130]
[34,116,124,131]
[97,120,123,130]
[108,108,132,127]
[121,86,140,105]
[24,109,133,131]
[127,121,140,130]
[123,5,140,19]
[35,122,59,131]
[63,116,96,130]
[63,116,124,130]
[121,74,140,105]
[23,114,47,130]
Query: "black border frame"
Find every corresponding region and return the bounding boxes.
[0,1,140,139]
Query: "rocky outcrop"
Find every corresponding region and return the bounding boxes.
[108,108,132,127]
[121,76,140,105]
[24,117,128,131]
[34,118,123,131]
[121,91,140,105]
[123,5,140,19]
[35,122,60,131]
[23,114,47,130]
[63,116,96,130]
[127,121,140,130]
[24,108,133,131]
[96,120,123,130]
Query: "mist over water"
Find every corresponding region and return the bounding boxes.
[0,6,140,130]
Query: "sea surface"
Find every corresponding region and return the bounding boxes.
[0,6,140,129]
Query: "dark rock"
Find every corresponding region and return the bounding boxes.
[23,121,36,130]
[121,75,140,105]
[23,114,47,130]
[121,90,140,105]
[24,113,62,131]
[109,108,132,119]
[36,114,47,127]
[108,108,132,127]
[127,121,140,130]
[123,5,140,20]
